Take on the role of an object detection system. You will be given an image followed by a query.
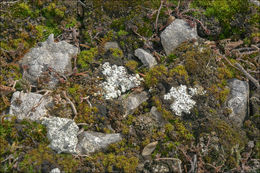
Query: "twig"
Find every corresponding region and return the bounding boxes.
[235,63,260,89]
[62,91,78,117]
[155,0,164,33]
[77,0,87,8]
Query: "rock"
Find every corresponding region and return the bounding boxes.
[250,0,260,6]
[160,19,198,55]
[150,106,165,125]
[41,116,79,154]
[123,91,148,115]
[100,62,143,99]
[20,34,78,88]
[49,168,61,173]
[9,91,52,121]
[104,42,120,51]
[250,91,260,116]
[76,131,122,155]
[142,141,158,157]
[226,79,249,127]
[134,48,157,68]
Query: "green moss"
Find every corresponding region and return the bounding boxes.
[125,60,139,72]
[117,30,129,37]
[110,48,123,58]
[144,65,167,87]
[14,2,33,18]
[192,0,250,38]
[77,48,98,70]
[169,65,189,81]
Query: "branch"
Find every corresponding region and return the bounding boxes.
[62,91,78,117]
[235,63,260,89]
[155,0,164,33]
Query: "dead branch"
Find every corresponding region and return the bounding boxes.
[62,91,78,117]
[155,0,164,33]
[235,63,260,89]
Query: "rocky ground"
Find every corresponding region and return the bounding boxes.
[0,0,259,172]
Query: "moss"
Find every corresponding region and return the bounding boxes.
[125,60,139,72]
[200,117,247,152]
[110,48,123,58]
[144,65,167,87]
[77,47,98,70]
[169,65,189,82]
[217,67,233,80]
[117,30,129,37]
[192,0,250,38]
[13,2,33,18]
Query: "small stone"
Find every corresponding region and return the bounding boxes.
[76,131,122,155]
[123,91,148,115]
[41,116,79,154]
[134,48,157,68]
[150,106,165,125]
[160,19,198,55]
[104,42,120,51]
[9,91,52,121]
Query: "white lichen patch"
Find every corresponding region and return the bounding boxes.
[100,62,143,99]
[164,85,204,116]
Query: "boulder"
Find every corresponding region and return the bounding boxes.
[226,79,249,127]
[160,19,198,55]
[134,48,157,68]
[76,131,122,155]
[41,116,79,154]
[20,34,78,88]
[9,91,52,121]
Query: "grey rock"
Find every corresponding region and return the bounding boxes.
[104,42,120,51]
[41,116,79,154]
[250,91,260,116]
[20,34,78,88]
[49,168,61,173]
[123,91,148,115]
[76,131,122,155]
[150,106,165,125]
[9,91,52,121]
[160,19,198,55]
[134,48,157,68]
[226,79,249,127]
[249,0,260,6]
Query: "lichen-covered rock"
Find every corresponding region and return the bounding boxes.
[160,19,198,55]
[76,131,122,155]
[100,62,143,99]
[123,91,148,115]
[226,79,249,127]
[134,48,157,68]
[164,85,205,116]
[19,34,78,88]
[41,116,79,154]
[9,91,52,121]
